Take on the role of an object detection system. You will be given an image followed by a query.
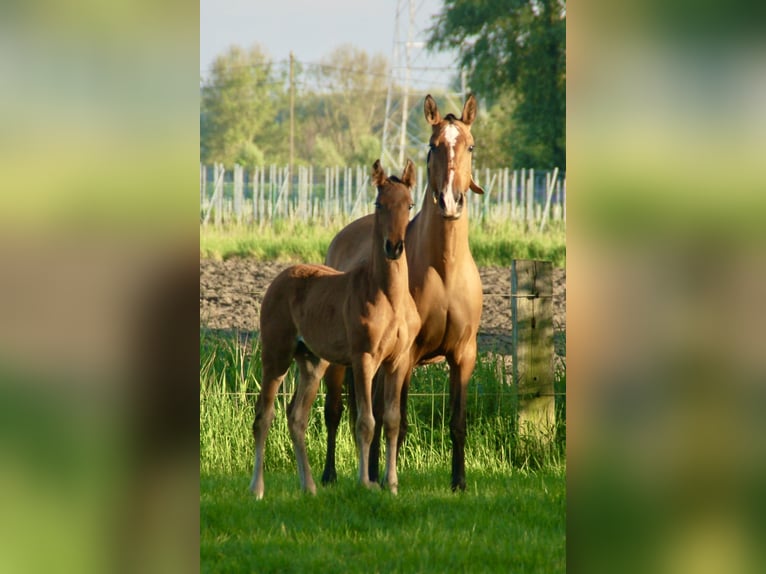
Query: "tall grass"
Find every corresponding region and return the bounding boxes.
[200,219,341,263]
[200,330,566,478]
[200,331,566,572]
[200,219,566,267]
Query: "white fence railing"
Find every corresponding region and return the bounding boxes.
[200,164,566,228]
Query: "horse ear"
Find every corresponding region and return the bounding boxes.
[371,159,387,187]
[424,94,441,125]
[469,176,484,195]
[461,94,477,127]
[401,159,415,188]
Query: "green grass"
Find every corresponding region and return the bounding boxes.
[200,331,565,475]
[201,468,565,573]
[200,331,566,572]
[200,219,566,267]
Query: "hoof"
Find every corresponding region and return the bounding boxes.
[321,468,337,485]
[451,479,466,492]
[249,484,264,500]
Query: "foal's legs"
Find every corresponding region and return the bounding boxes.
[370,368,412,483]
[288,349,329,495]
[368,370,385,482]
[250,356,293,499]
[381,365,408,495]
[250,321,297,499]
[352,353,378,489]
[321,364,345,485]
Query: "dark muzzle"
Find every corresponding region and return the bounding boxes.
[384,239,404,260]
[435,190,465,219]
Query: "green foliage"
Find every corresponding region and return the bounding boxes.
[199,40,563,171]
[311,135,345,167]
[233,140,265,167]
[300,45,389,166]
[200,44,283,166]
[428,0,566,169]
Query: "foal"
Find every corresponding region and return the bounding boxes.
[249,160,420,498]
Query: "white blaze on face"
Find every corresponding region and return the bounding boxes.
[443,124,460,160]
[441,124,461,215]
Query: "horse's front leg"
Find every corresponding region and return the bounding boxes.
[352,354,379,489]
[368,369,385,483]
[447,342,477,492]
[381,364,409,495]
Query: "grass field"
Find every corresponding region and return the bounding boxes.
[201,468,565,573]
[200,219,566,268]
[200,331,566,573]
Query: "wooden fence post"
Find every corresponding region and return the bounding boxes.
[511,259,555,440]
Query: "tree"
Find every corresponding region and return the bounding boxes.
[300,45,389,166]
[200,45,282,167]
[428,0,565,169]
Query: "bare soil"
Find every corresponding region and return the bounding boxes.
[200,259,566,364]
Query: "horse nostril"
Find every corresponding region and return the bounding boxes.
[384,239,404,259]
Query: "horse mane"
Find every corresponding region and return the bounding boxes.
[443,113,458,123]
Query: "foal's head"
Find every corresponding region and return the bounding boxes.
[424,94,485,220]
[371,159,415,261]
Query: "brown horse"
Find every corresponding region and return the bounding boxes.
[249,160,420,498]
[321,94,485,491]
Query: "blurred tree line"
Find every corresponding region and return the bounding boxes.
[200,1,565,170]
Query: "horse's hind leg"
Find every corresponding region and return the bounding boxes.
[321,364,345,485]
[250,328,296,499]
[250,367,288,499]
[289,346,329,495]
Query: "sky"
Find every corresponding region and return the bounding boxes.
[200,0,460,85]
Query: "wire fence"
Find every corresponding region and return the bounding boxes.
[200,163,566,227]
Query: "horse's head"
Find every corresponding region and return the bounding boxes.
[424,94,485,220]
[371,159,415,260]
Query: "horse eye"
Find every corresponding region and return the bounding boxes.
[468,145,475,152]
[374,201,381,209]
[409,203,415,210]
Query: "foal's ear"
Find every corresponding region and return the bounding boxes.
[469,175,484,195]
[371,159,387,187]
[461,94,478,127]
[401,159,415,188]
[424,94,441,125]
